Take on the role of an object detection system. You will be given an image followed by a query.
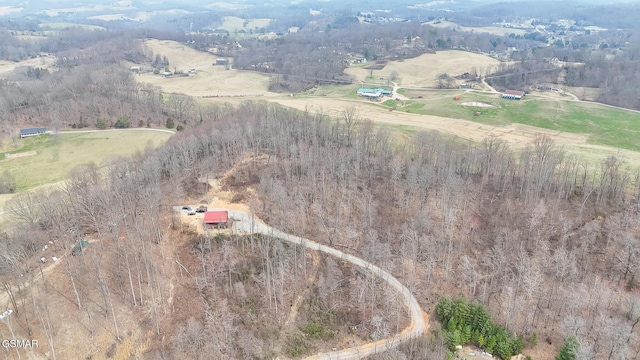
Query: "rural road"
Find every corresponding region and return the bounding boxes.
[230,210,427,360]
[391,81,409,101]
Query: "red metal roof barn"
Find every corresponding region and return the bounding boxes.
[204,210,228,225]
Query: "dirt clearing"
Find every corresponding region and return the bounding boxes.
[461,101,494,108]
[3,150,36,159]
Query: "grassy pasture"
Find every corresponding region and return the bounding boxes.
[344,51,502,87]
[0,130,171,191]
[379,91,640,152]
[138,39,271,97]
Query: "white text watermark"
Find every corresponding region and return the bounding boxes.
[2,339,38,349]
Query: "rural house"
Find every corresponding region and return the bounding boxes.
[20,127,46,139]
[215,58,229,66]
[501,90,525,100]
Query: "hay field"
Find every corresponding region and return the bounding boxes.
[39,22,106,31]
[0,55,57,76]
[345,51,502,87]
[0,130,172,191]
[137,39,271,97]
[218,16,271,31]
[424,20,528,36]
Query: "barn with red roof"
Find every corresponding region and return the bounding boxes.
[204,210,229,227]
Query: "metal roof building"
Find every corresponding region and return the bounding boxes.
[501,90,525,100]
[20,127,46,139]
[204,210,229,225]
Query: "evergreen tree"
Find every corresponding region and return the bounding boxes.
[556,336,579,360]
[436,296,453,323]
[452,296,470,326]
[477,332,485,348]
[447,329,461,350]
[448,318,458,332]
[496,340,512,360]
[115,115,130,128]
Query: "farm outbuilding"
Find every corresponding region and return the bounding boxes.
[20,128,46,139]
[204,210,229,227]
[357,88,391,98]
[501,90,525,100]
[215,59,229,66]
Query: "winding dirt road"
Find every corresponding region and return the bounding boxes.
[230,210,426,360]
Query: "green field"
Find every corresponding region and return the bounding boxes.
[380,92,640,152]
[0,130,172,191]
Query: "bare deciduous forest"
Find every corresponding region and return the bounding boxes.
[4,2,640,358]
[1,98,640,358]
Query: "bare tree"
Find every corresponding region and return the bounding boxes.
[342,106,360,147]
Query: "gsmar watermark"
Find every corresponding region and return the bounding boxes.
[2,339,38,349]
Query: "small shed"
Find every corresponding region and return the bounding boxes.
[204,210,229,227]
[20,127,46,139]
[215,59,229,66]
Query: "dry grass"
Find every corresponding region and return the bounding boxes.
[39,22,105,30]
[566,86,600,101]
[0,55,57,76]
[424,20,528,36]
[138,39,271,97]
[345,51,502,87]
[218,16,271,31]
